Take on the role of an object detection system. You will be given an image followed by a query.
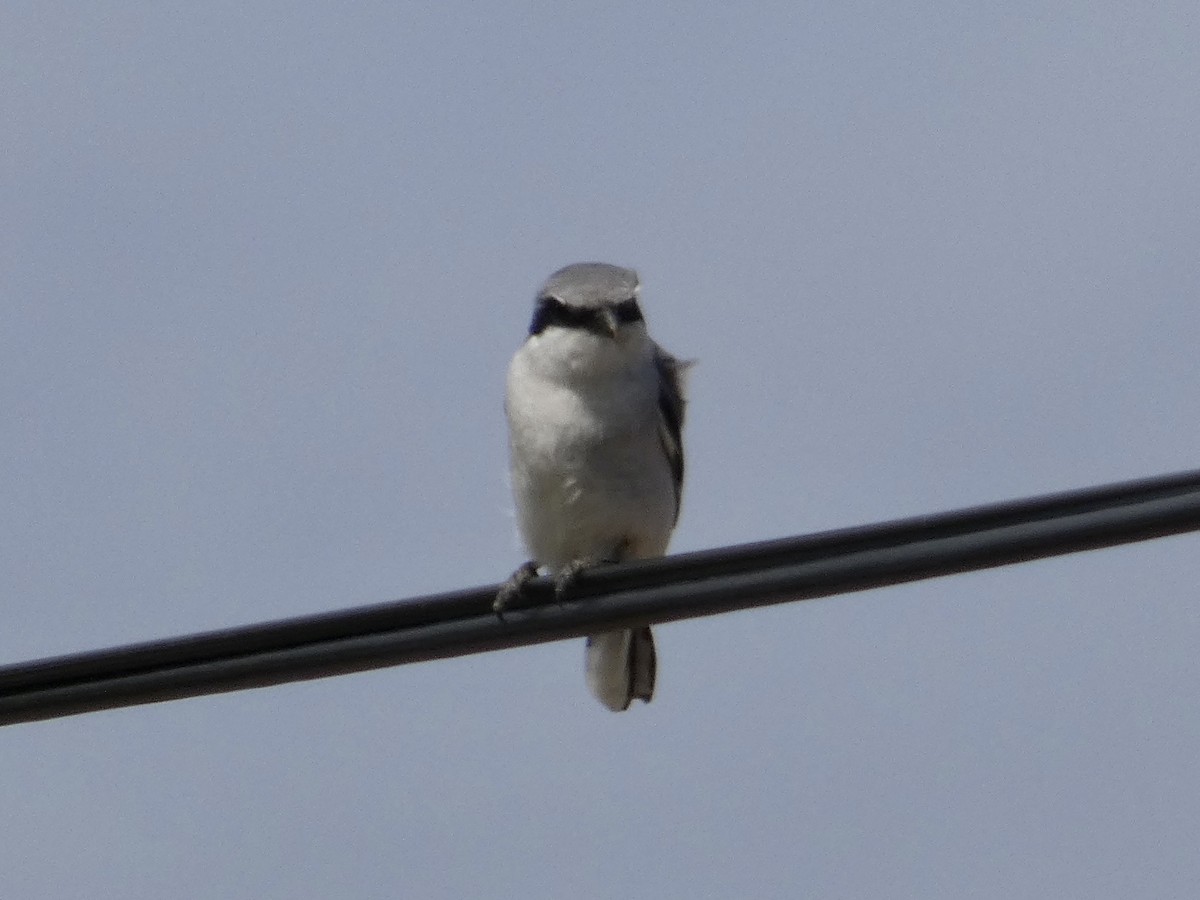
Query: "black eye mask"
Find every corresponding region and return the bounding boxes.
[528,296,643,336]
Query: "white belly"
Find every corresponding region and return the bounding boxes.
[506,344,676,570]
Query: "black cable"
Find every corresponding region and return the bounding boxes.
[3,468,1200,726]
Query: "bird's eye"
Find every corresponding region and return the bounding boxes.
[529,296,570,335]
[614,298,643,325]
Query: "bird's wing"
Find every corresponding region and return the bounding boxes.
[653,348,690,522]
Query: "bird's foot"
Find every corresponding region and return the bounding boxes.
[555,540,632,599]
[553,555,619,599]
[494,560,540,616]
[553,558,593,599]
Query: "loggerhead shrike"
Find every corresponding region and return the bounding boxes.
[496,262,689,711]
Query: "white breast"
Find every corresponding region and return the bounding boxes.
[505,327,677,570]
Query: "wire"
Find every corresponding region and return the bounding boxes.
[3,468,1200,726]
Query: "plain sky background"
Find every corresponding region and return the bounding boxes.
[3,3,1199,898]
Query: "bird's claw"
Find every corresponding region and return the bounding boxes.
[494,560,539,616]
[555,550,625,599]
[554,559,591,599]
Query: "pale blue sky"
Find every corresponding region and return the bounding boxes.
[3,3,1199,898]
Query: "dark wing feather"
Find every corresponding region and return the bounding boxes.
[653,348,688,522]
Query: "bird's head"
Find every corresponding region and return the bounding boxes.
[528,262,646,342]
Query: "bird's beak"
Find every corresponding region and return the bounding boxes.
[599,307,619,338]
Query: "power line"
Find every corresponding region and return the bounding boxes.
[3,468,1200,727]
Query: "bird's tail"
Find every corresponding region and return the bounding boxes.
[585,627,656,712]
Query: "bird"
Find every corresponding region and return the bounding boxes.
[496,262,689,711]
